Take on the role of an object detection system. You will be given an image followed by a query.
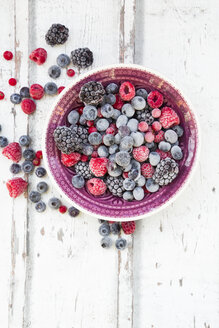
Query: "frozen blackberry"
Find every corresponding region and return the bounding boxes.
[45,23,69,46]
[71,48,93,69]
[153,158,179,186]
[79,81,105,105]
[53,125,88,154]
[135,109,154,125]
[106,176,125,197]
[74,161,93,179]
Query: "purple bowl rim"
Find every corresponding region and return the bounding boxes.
[42,64,201,221]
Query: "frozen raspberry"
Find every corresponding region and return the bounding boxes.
[152,121,162,132]
[123,172,129,179]
[6,177,28,198]
[133,146,149,162]
[89,157,108,176]
[32,157,41,166]
[87,178,107,196]
[67,69,75,77]
[9,78,17,86]
[152,108,161,118]
[81,155,89,162]
[58,86,65,94]
[121,221,136,234]
[119,82,135,101]
[61,152,81,167]
[59,205,67,214]
[156,149,171,159]
[145,132,155,143]
[2,142,22,163]
[159,107,180,129]
[35,150,43,159]
[113,94,124,109]
[29,48,47,65]
[141,163,154,178]
[91,151,98,158]
[138,121,148,132]
[147,90,163,108]
[21,99,36,114]
[30,84,44,100]
[154,130,165,143]
[3,51,13,60]
[88,126,97,134]
[0,91,5,100]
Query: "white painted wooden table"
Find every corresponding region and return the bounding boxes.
[0,1,218,327]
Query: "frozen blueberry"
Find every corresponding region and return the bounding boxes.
[146,142,157,151]
[131,132,144,147]
[23,148,35,160]
[136,175,146,187]
[110,223,121,235]
[44,82,58,95]
[10,163,21,174]
[98,219,106,224]
[103,134,115,146]
[172,125,184,137]
[20,87,30,98]
[131,96,146,110]
[88,132,102,145]
[48,197,61,209]
[0,136,8,148]
[100,236,112,248]
[83,105,97,121]
[29,191,41,203]
[115,151,131,167]
[149,152,161,166]
[72,174,85,188]
[35,167,47,178]
[22,160,34,173]
[79,115,86,125]
[67,110,79,125]
[37,181,48,193]
[120,136,134,151]
[107,161,122,177]
[146,179,159,193]
[111,109,121,120]
[0,125,1,132]
[10,93,22,104]
[109,144,118,155]
[99,223,110,236]
[68,206,80,217]
[98,145,109,157]
[96,118,109,131]
[101,104,114,118]
[158,141,171,152]
[121,103,135,118]
[82,144,93,156]
[35,201,46,212]
[123,178,136,191]
[115,238,127,250]
[133,186,144,200]
[164,129,178,144]
[128,168,139,180]
[123,163,132,172]
[104,94,116,105]
[116,115,128,128]
[171,145,183,160]
[48,65,61,79]
[56,54,70,68]
[19,135,31,147]
[131,159,141,171]
[136,88,148,99]
[106,83,119,94]
[114,133,121,145]
[123,191,134,201]
[118,126,130,137]
[127,118,138,132]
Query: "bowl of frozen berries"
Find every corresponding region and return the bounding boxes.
[43,64,199,220]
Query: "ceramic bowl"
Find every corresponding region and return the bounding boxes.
[43,64,200,221]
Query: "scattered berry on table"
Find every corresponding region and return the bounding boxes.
[100,237,112,248]
[152,108,161,118]
[37,181,48,193]
[86,178,107,196]
[10,163,21,174]
[58,86,65,94]
[110,222,121,235]
[44,82,58,95]
[147,90,163,108]
[21,98,36,114]
[0,136,8,148]
[115,238,127,250]
[68,206,80,217]
[0,91,5,100]
[2,142,22,162]
[35,201,46,212]
[19,135,31,147]
[171,145,183,160]
[3,51,13,60]
[29,48,47,65]
[6,178,28,198]
[59,205,67,214]
[56,54,70,68]
[8,78,17,86]
[35,150,43,159]
[121,221,136,234]
[153,158,179,186]
[119,81,135,101]
[48,197,61,209]
[29,191,41,203]
[141,163,154,178]
[48,65,61,79]
[32,157,41,166]
[72,174,85,188]
[23,148,35,161]
[79,81,105,105]
[35,167,47,178]
[20,87,30,98]
[22,160,34,173]
[61,152,81,167]
[67,69,75,77]
[71,47,93,69]
[99,223,110,236]
[10,93,22,104]
[136,88,148,99]
[45,23,69,46]
[29,84,44,100]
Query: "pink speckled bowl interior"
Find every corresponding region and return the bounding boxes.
[44,65,199,220]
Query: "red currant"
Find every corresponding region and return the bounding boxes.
[3,51,13,60]
[59,205,67,214]
[67,69,75,77]
[9,78,17,86]
[32,157,41,166]
[58,86,65,94]
[35,150,43,159]
[0,91,5,100]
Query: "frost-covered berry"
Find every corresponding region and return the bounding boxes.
[107,161,122,177]
[146,142,157,151]
[164,129,178,144]
[115,151,131,167]
[67,110,79,125]
[120,136,134,151]
[133,186,144,200]
[98,145,109,157]
[123,191,134,201]
[149,152,161,166]
[35,167,46,177]
[121,103,135,117]
[83,105,97,121]
[104,94,116,105]
[106,83,119,94]
[82,144,93,156]
[22,160,34,173]
[35,201,46,212]
[146,179,159,192]
[116,115,128,128]
[20,87,30,98]
[37,181,48,193]
[10,163,21,174]
[136,175,146,187]
[171,145,183,160]
[118,126,130,138]
[68,206,80,217]
[128,168,139,180]
[72,174,85,188]
[123,178,136,191]
[110,223,121,235]
[48,197,61,209]
[127,118,138,132]
[101,103,114,118]
[131,132,144,147]
[56,54,70,68]
[19,135,31,147]
[0,136,8,148]
[115,238,127,250]
[44,82,58,95]
[158,141,171,152]
[96,118,109,131]
[79,115,86,125]
[100,236,112,248]
[131,96,146,110]
[136,88,148,99]
[111,109,121,120]
[172,125,184,137]
[109,144,118,154]
[88,132,102,145]
[99,223,110,236]
[48,65,61,79]
[29,191,41,203]
[103,134,115,146]
[10,93,22,104]
[114,133,121,144]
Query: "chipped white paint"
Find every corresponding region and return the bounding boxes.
[0,0,218,327]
